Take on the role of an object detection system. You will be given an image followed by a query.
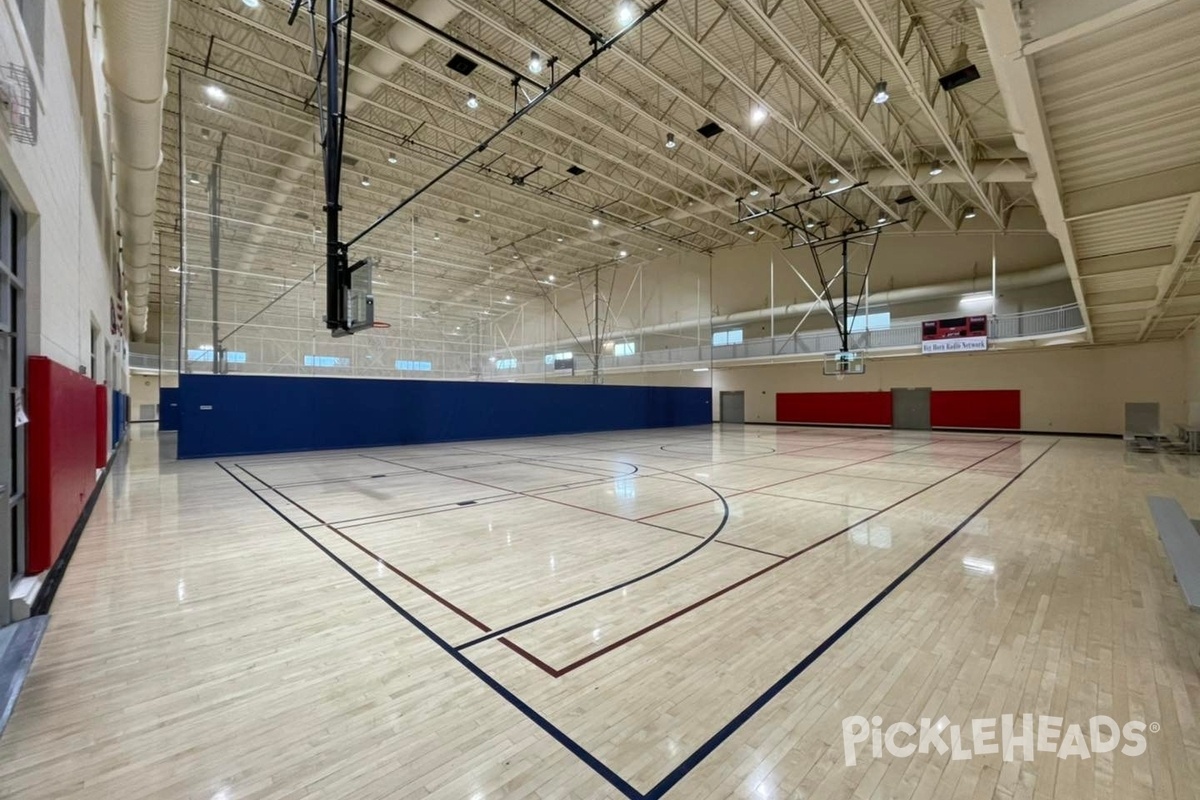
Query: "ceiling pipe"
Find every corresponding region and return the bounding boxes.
[496,262,1069,352]
[100,0,173,337]
[644,159,1033,228]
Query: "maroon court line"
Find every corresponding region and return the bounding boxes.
[631,438,944,523]
[355,453,786,565]
[483,438,1032,678]
[236,463,566,678]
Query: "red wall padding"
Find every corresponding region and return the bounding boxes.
[777,392,893,426]
[95,385,108,468]
[930,390,1021,429]
[27,357,100,574]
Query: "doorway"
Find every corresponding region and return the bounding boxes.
[1,180,27,627]
[719,391,745,424]
[892,388,932,430]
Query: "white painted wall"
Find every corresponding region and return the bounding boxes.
[713,341,1188,435]
[1185,328,1200,427]
[0,0,125,387]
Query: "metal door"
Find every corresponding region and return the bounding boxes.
[892,388,932,430]
[720,391,745,424]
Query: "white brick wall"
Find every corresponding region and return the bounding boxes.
[0,0,125,388]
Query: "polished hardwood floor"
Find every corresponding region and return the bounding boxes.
[1,424,1198,799]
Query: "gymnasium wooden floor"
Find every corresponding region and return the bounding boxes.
[2,424,1199,799]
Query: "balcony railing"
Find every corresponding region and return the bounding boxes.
[496,303,1086,378]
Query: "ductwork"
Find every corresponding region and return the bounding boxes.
[647,159,1034,227]
[100,0,173,337]
[234,0,461,283]
[502,262,1069,352]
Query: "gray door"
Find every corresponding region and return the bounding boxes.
[892,388,932,430]
[720,391,745,424]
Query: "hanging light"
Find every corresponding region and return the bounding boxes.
[506,295,512,301]
[512,253,519,260]
[473,209,481,218]
[591,218,601,227]
[806,220,816,229]
[548,275,556,282]
[241,0,260,7]
[747,229,757,235]
[877,214,888,224]
[618,249,628,258]
[617,2,637,25]
[360,174,370,187]
[872,80,889,104]
[665,132,677,149]
[433,232,440,240]
[657,246,664,251]
[929,161,944,176]
[556,236,564,243]
[204,85,226,102]
[529,51,544,75]
[749,188,760,197]
[964,206,977,219]
[387,152,398,164]
[466,92,479,110]
[829,176,840,185]
[188,172,200,185]
[750,106,768,125]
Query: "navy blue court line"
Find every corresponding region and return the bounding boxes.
[220,436,1051,799]
[455,436,968,650]
[639,438,1059,799]
[356,453,733,652]
[216,462,643,800]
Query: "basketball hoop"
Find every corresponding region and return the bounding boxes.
[371,321,392,329]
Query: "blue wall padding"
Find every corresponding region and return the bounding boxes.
[177,374,712,458]
[159,387,181,431]
[111,391,124,448]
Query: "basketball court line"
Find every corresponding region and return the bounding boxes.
[234,456,735,671]
[460,438,1032,674]
[217,435,1058,799]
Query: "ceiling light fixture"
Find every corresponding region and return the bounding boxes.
[472,209,481,218]
[387,152,397,164]
[204,85,227,102]
[360,174,370,187]
[665,132,677,149]
[241,0,260,7]
[929,161,944,176]
[964,206,977,219]
[806,221,816,229]
[591,218,601,227]
[749,188,760,197]
[750,106,768,125]
[528,51,544,75]
[188,172,200,185]
[506,295,512,301]
[656,246,664,251]
[617,3,637,25]
[877,214,888,224]
[433,232,440,240]
[829,176,840,185]
[872,80,889,104]
[747,229,756,235]
[466,92,479,110]
[619,249,628,258]
[548,275,555,282]
[556,236,564,242]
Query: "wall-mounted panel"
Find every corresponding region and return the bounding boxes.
[776,392,893,426]
[178,375,712,458]
[930,390,1021,429]
[27,357,99,574]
